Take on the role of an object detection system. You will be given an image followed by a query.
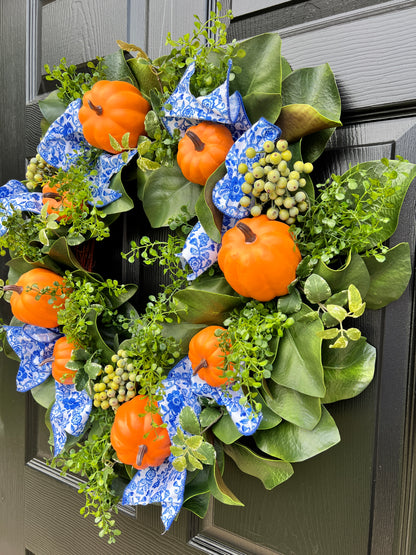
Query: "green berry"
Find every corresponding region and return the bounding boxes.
[267,169,280,183]
[289,206,299,217]
[277,161,287,173]
[293,160,304,173]
[281,149,292,162]
[253,179,265,191]
[239,195,251,208]
[276,177,287,189]
[274,197,284,206]
[264,182,276,194]
[238,163,248,174]
[289,171,300,181]
[250,205,262,217]
[298,201,309,212]
[283,197,296,209]
[267,207,279,220]
[258,157,267,166]
[279,209,290,221]
[269,151,282,165]
[244,172,255,185]
[299,178,307,187]
[252,166,265,179]
[245,147,257,159]
[260,192,269,203]
[303,162,314,173]
[262,140,275,153]
[241,183,253,195]
[295,191,306,203]
[276,139,289,152]
[286,217,296,225]
[287,179,299,192]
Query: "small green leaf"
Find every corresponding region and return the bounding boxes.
[326,305,347,323]
[179,406,200,435]
[304,274,332,303]
[137,137,151,155]
[348,284,362,313]
[187,453,203,470]
[109,134,123,152]
[316,328,340,340]
[170,445,184,457]
[185,435,203,450]
[351,303,366,318]
[330,335,349,349]
[172,456,187,472]
[121,132,131,149]
[196,442,216,465]
[199,407,222,428]
[345,328,361,341]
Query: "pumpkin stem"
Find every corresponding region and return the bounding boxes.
[87,99,103,116]
[136,444,148,467]
[186,130,205,152]
[193,359,208,376]
[236,221,257,243]
[39,356,55,366]
[43,192,62,201]
[3,284,23,294]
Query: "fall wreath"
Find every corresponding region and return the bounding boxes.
[0,5,415,543]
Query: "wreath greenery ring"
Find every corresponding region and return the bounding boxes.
[0,5,415,543]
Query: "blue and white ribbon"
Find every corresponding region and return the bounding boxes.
[0,180,43,236]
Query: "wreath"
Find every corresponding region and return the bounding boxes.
[0,5,415,543]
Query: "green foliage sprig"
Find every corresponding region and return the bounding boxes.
[220,301,294,412]
[294,159,402,264]
[49,411,121,543]
[44,57,107,105]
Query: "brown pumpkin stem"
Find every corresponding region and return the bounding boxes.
[43,192,62,201]
[186,130,205,152]
[87,99,103,116]
[136,444,148,467]
[236,221,257,243]
[39,356,55,366]
[193,358,208,376]
[3,284,23,294]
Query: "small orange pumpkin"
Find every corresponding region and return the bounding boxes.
[42,182,73,221]
[218,215,302,301]
[176,122,234,186]
[78,80,150,154]
[4,268,67,328]
[110,395,171,470]
[50,336,77,384]
[188,326,233,387]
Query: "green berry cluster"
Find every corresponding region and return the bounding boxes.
[238,138,313,223]
[93,350,138,411]
[25,154,55,190]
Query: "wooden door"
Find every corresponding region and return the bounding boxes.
[1,1,416,554]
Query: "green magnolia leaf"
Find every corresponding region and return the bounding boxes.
[100,169,134,216]
[301,127,337,163]
[172,275,243,325]
[142,162,201,227]
[271,304,326,397]
[199,407,222,429]
[182,493,210,518]
[256,392,282,430]
[315,252,371,298]
[229,33,282,123]
[83,309,115,360]
[264,381,322,430]
[224,443,294,490]
[103,49,138,86]
[126,58,161,100]
[207,463,244,506]
[343,159,416,248]
[161,322,205,355]
[276,64,341,143]
[326,305,347,323]
[31,376,55,409]
[179,406,200,435]
[363,242,412,309]
[38,90,68,125]
[322,337,376,403]
[212,414,242,444]
[254,406,340,462]
[195,162,226,243]
[304,274,332,304]
[277,287,302,314]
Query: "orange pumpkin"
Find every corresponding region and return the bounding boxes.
[218,215,302,301]
[4,268,67,328]
[188,326,233,387]
[51,336,77,384]
[78,80,150,154]
[176,122,234,186]
[42,182,73,221]
[110,395,171,470]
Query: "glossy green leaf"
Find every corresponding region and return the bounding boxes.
[212,414,242,444]
[254,406,340,462]
[84,309,115,360]
[363,243,412,309]
[277,286,302,314]
[271,304,325,397]
[263,381,321,430]
[224,443,294,490]
[304,274,332,304]
[179,406,201,435]
[199,407,223,429]
[315,251,371,298]
[182,493,210,518]
[172,275,243,325]
[103,49,138,86]
[38,90,67,125]
[276,64,341,143]
[195,162,226,243]
[301,127,337,163]
[256,392,282,430]
[322,338,376,403]
[229,32,282,123]
[343,159,416,248]
[31,376,55,409]
[127,58,161,101]
[161,322,205,355]
[100,169,134,216]
[142,162,201,228]
[207,463,244,506]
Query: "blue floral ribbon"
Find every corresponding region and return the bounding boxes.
[162,60,251,140]
[37,99,135,207]
[4,324,92,455]
[0,180,43,236]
